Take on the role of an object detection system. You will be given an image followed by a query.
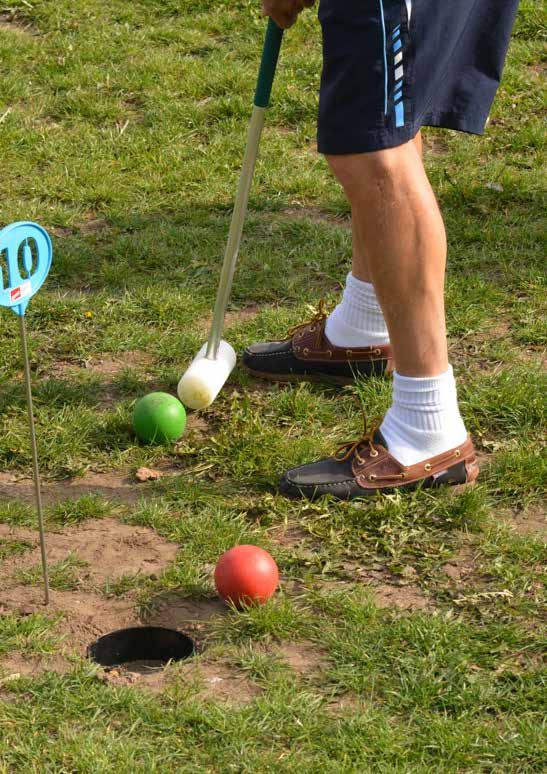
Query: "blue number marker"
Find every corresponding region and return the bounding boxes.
[0,222,53,604]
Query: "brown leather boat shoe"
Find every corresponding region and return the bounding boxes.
[279,425,479,501]
[243,302,393,386]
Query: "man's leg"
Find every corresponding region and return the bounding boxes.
[351,130,423,284]
[324,138,468,468]
[325,132,423,351]
[279,136,475,499]
[327,136,447,377]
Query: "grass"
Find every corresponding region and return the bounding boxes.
[15,552,89,591]
[0,538,33,561]
[0,613,60,659]
[0,0,545,770]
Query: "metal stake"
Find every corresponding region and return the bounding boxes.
[18,314,50,605]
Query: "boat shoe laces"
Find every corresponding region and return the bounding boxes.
[287,299,331,349]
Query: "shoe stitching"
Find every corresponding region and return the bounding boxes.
[246,350,294,359]
[285,477,358,490]
[246,348,387,363]
[285,463,471,492]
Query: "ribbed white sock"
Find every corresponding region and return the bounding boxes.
[380,366,468,466]
[325,272,390,348]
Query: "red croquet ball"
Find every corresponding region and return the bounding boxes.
[214,545,279,606]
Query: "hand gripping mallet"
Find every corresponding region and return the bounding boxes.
[178,19,284,410]
[0,221,52,605]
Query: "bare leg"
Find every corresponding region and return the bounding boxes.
[327,133,447,377]
[351,131,422,287]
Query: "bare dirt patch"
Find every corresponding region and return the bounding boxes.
[508,505,546,539]
[371,583,431,611]
[49,350,154,380]
[86,351,154,378]
[527,63,546,79]
[224,304,262,328]
[145,591,227,643]
[0,519,179,675]
[443,546,477,583]
[449,318,545,371]
[315,570,432,612]
[270,524,311,550]
[276,641,329,677]
[185,413,211,439]
[325,692,361,716]
[184,304,263,340]
[474,449,492,470]
[448,317,515,368]
[49,225,75,238]
[488,320,513,338]
[0,470,142,505]
[282,206,350,228]
[0,653,69,681]
[96,645,260,702]
[0,443,191,506]
[3,586,136,655]
[97,660,167,692]
[423,132,450,156]
[79,217,110,235]
[0,12,36,36]
[47,349,157,407]
[177,659,261,704]
[0,518,177,587]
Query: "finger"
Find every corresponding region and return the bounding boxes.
[270,7,297,28]
[262,1,278,17]
[263,0,298,28]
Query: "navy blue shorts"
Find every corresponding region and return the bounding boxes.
[317,0,520,154]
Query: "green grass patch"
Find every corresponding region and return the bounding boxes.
[0,613,60,658]
[0,538,33,561]
[15,552,89,591]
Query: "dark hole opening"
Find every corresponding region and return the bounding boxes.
[87,626,195,668]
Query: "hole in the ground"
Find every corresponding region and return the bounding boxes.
[88,626,195,668]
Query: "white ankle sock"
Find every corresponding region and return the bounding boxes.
[380,366,468,466]
[325,272,390,348]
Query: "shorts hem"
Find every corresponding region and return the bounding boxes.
[317,112,486,155]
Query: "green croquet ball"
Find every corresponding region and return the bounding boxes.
[133,392,186,444]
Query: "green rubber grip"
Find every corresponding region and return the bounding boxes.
[254,18,284,108]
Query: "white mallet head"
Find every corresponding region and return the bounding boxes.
[177,340,237,410]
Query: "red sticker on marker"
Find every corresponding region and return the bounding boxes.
[10,281,31,302]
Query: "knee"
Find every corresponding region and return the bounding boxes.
[325,144,411,200]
